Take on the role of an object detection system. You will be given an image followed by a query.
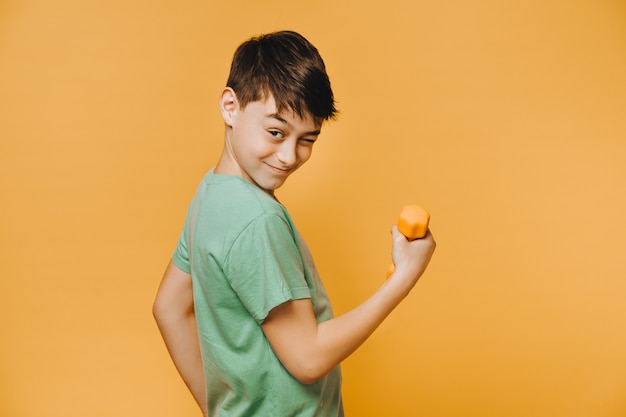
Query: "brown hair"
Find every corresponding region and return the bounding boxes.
[226,31,337,123]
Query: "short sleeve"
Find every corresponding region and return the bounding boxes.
[172,216,191,274]
[224,213,311,323]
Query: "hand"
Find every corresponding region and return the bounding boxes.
[389,225,436,288]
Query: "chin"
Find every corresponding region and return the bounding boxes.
[264,182,284,193]
[255,179,283,194]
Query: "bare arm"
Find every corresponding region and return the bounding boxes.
[153,260,207,415]
[262,226,436,384]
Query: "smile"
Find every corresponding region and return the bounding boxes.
[265,163,292,174]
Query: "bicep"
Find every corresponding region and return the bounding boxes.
[261,299,321,383]
[153,259,194,318]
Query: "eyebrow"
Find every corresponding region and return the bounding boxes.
[268,113,321,136]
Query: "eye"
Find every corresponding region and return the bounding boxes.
[299,136,317,145]
[268,130,284,139]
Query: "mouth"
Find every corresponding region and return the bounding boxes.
[265,163,292,175]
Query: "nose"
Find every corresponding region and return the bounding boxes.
[276,139,297,167]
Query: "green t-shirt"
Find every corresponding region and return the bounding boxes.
[173,169,344,417]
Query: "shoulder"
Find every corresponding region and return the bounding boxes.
[192,171,292,235]
[211,174,286,216]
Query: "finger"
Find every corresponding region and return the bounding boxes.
[390,225,405,242]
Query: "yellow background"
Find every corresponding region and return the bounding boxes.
[1,0,625,416]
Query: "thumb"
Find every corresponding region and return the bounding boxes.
[390,225,408,244]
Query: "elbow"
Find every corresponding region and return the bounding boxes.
[152,289,166,320]
[152,296,166,325]
[152,291,175,326]
[295,374,322,386]
[152,290,195,329]
[288,359,329,385]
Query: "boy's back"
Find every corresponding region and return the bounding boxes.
[173,169,343,415]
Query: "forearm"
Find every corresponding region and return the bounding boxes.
[264,276,413,384]
[263,229,435,384]
[153,260,207,415]
[154,310,207,414]
[316,277,411,370]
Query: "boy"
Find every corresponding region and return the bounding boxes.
[153,31,436,417]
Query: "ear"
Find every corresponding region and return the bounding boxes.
[220,87,238,126]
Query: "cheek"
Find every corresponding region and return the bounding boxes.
[241,133,271,157]
[297,147,313,165]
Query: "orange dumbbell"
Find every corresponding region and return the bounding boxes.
[386,205,431,278]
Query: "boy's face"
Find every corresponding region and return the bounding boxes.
[218,90,321,195]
